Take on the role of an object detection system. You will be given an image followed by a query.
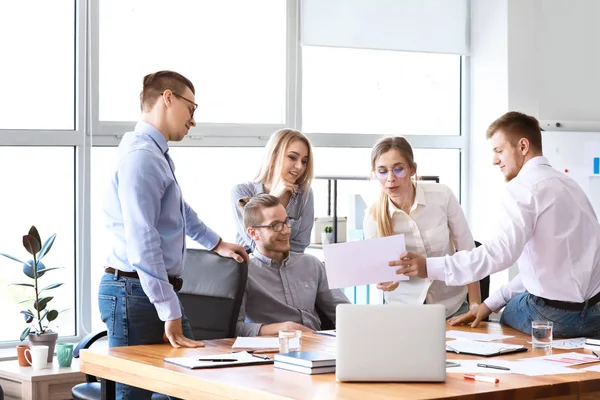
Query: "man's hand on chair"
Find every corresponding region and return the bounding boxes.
[164,318,205,348]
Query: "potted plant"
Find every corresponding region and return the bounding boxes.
[1,226,64,362]
[321,225,334,245]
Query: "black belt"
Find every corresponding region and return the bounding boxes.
[532,291,600,311]
[105,267,183,292]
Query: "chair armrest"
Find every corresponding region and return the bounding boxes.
[73,331,107,358]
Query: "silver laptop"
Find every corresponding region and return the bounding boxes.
[336,304,447,382]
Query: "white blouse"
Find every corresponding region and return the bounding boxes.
[363,182,474,317]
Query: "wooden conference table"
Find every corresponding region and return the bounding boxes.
[80,323,600,400]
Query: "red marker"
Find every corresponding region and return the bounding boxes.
[463,374,499,384]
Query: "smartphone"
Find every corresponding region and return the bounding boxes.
[446,361,461,368]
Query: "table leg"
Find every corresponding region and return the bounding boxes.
[101,379,116,400]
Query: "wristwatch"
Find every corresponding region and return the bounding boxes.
[469,303,479,311]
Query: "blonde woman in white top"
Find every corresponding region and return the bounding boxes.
[363,136,480,318]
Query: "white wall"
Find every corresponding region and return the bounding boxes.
[469,0,600,294]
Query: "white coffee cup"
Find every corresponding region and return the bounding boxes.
[24,345,49,370]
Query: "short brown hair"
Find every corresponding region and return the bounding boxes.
[486,111,543,152]
[238,194,281,228]
[139,70,195,112]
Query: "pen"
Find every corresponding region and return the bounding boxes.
[477,363,511,371]
[198,358,238,362]
[593,351,600,358]
[250,353,271,360]
[464,374,499,384]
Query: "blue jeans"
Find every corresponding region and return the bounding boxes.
[98,273,193,400]
[500,292,600,338]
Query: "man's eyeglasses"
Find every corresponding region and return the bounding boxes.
[163,90,198,118]
[252,217,295,232]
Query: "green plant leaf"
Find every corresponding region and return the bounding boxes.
[22,260,46,279]
[21,310,34,323]
[9,283,35,288]
[37,233,56,260]
[34,296,53,311]
[46,309,59,322]
[20,327,31,341]
[28,226,42,249]
[17,298,33,304]
[0,253,27,265]
[23,234,41,256]
[40,282,63,293]
[37,266,63,274]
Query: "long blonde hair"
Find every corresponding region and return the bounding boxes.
[369,137,417,237]
[255,129,314,192]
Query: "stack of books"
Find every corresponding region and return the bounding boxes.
[274,351,336,375]
[584,338,600,351]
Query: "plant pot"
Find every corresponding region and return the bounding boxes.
[28,331,58,363]
[321,232,334,245]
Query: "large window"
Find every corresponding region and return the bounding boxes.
[0,1,76,130]
[98,0,287,124]
[302,46,461,135]
[0,147,76,342]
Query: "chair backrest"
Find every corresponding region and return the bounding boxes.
[179,248,248,340]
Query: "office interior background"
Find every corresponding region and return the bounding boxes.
[1,0,599,347]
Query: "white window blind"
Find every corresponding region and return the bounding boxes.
[301,0,469,55]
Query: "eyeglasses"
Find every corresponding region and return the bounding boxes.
[163,90,198,118]
[375,167,407,180]
[252,217,295,232]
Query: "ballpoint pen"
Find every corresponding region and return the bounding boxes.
[477,363,511,371]
[593,351,600,358]
[198,358,238,362]
[250,353,271,360]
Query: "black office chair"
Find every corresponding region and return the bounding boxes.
[316,306,336,331]
[71,330,107,400]
[72,249,247,400]
[472,241,490,300]
[0,382,4,400]
[179,248,248,340]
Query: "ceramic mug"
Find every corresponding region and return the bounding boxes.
[56,342,74,367]
[24,345,49,370]
[16,344,30,367]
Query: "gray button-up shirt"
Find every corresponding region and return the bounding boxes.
[236,250,350,337]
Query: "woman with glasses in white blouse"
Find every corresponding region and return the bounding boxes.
[232,129,315,253]
[363,136,480,318]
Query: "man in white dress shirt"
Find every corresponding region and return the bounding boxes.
[394,111,600,337]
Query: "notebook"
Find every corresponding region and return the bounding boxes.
[446,339,528,357]
[274,351,336,368]
[164,351,273,369]
[336,304,447,382]
[274,362,335,375]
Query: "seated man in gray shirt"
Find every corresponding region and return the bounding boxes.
[236,194,350,336]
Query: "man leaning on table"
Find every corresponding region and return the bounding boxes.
[235,194,350,337]
[393,111,600,338]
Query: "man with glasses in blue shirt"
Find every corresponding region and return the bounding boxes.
[235,194,349,336]
[100,70,249,400]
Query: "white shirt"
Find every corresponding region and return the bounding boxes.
[428,156,600,312]
[363,182,475,317]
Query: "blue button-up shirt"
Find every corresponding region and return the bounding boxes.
[104,121,221,321]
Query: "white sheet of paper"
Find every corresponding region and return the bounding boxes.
[581,364,600,372]
[323,234,408,289]
[446,331,515,342]
[551,337,587,349]
[164,351,271,369]
[520,352,600,366]
[446,359,582,376]
[232,336,299,349]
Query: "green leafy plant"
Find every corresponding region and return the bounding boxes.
[324,226,333,234]
[0,226,64,341]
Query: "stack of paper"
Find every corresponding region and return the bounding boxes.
[232,336,299,350]
[446,340,527,356]
[446,331,515,342]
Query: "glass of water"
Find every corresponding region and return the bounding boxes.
[278,330,302,353]
[531,320,553,349]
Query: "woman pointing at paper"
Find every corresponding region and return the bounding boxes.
[363,137,480,318]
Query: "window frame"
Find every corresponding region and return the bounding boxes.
[0,0,472,347]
